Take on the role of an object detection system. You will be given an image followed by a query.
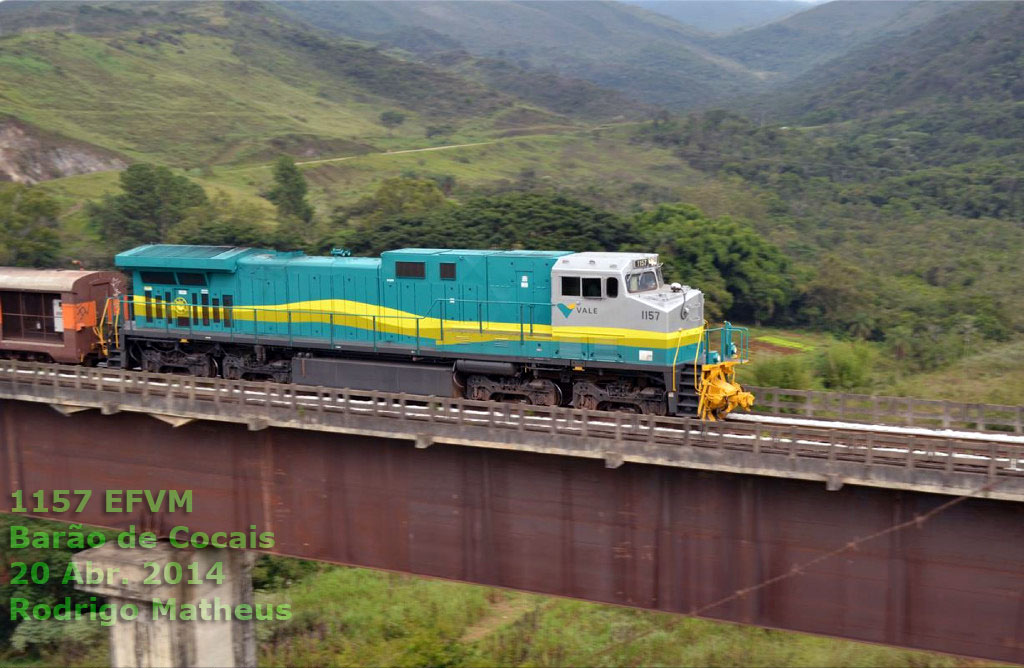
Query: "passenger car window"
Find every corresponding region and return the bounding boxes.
[606,277,619,298]
[561,276,581,296]
[582,278,602,298]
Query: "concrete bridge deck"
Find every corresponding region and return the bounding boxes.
[0,361,1021,502]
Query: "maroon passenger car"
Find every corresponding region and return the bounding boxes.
[0,268,124,364]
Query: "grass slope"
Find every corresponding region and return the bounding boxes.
[39,126,736,210]
[879,338,1024,405]
[0,29,382,166]
[276,0,762,108]
[253,565,974,668]
[435,54,650,121]
[0,1,586,168]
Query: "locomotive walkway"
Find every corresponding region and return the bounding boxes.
[0,360,1021,502]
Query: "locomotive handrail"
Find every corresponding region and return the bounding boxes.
[124,296,666,361]
[0,360,1021,502]
[702,322,749,363]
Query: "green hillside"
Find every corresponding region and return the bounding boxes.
[700,0,966,81]
[276,0,763,107]
[0,1,611,169]
[764,1,1024,121]
[434,53,649,121]
[276,0,977,107]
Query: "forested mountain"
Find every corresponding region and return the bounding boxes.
[276,0,982,106]
[276,0,764,107]
[625,0,809,34]
[699,0,966,81]
[763,1,1024,121]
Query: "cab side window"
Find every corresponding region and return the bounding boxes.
[606,278,619,298]
[561,276,581,296]
[582,278,602,298]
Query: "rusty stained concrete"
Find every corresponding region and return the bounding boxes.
[1,400,1022,663]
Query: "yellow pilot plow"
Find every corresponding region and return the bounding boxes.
[697,360,754,421]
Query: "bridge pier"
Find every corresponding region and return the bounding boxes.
[72,543,257,668]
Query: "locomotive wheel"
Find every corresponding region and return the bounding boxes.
[573,394,599,411]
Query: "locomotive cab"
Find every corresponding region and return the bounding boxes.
[550,252,751,418]
[550,252,705,366]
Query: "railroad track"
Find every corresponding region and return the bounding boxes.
[1,360,1021,497]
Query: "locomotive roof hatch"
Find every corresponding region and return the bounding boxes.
[554,252,660,274]
[115,244,261,272]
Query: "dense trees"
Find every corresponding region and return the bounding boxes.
[352,177,450,221]
[87,164,207,251]
[84,159,318,257]
[634,108,1024,354]
[266,156,313,224]
[636,107,1024,221]
[797,255,873,336]
[630,204,795,323]
[169,191,273,247]
[345,187,636,257]
[0,184,62,267]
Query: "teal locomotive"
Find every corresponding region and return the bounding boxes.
[115,245,752,418]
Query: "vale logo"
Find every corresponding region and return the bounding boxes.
[557,303,576,318]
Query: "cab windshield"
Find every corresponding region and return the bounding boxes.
[626,268,663,293]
